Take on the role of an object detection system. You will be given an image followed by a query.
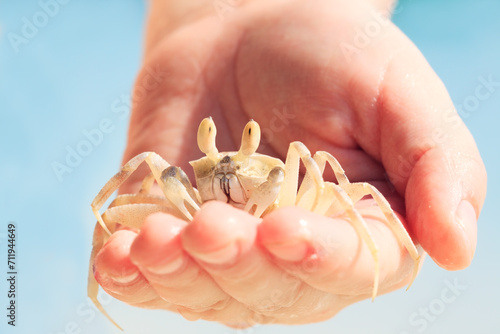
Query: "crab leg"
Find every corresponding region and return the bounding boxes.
[311,181,381,300]
[89,155,201,330]
[87,167,195,330]
[103,199,183,230]
[159,166,201,221]
[300,151,421,294]
[89,183,180,331]
[88,222,124,330]
[139,172,156,194]
[91,152,200,235]
[278,142,325,208]
[91,152,169,235]
[275,143,378,298]
[296,151,348,210]
[315,151,419,288]
[342,181,421,289]
[244,166,285,217]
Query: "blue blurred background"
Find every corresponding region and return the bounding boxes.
[0,0,498,333]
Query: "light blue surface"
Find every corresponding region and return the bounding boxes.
[0,1,499,333]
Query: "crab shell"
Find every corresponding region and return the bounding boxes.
[190,152,284,209]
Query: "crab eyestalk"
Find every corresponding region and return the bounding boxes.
[236,119,261,158]
[197,117,218,159]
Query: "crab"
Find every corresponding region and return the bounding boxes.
[88,117,421,330]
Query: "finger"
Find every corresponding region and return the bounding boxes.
[181,201,343,323]
[259,204,415,297]
[93,230,171,308]
[375,33,485,270]
[339,21,487,269]
[129,212,251,322]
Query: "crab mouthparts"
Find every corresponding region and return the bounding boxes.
[213,172,247,206]
[220,175,231,199]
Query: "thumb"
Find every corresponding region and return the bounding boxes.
[372,34,487,270]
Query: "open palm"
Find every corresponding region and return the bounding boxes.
[93,0,486,327]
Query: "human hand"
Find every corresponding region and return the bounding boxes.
[93,0,487,327]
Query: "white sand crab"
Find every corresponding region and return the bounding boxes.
[88,117,421,329]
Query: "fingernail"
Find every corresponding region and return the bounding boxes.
[145,254,186,275]
[455,200,478,261]
[261,217,312,262]
[111,271,140,284]
[265,241,309,262]
[192,242,240,265]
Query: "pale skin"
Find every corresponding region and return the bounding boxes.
[92,0,487,328]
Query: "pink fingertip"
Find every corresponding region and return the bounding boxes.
[259,207,316,262]
[130,212,187,268]
[94,230,138,281]
[182,201,258,265]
